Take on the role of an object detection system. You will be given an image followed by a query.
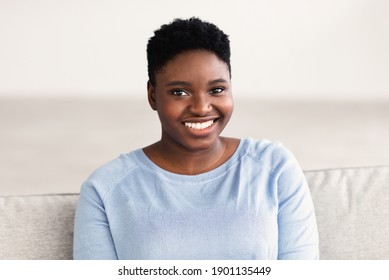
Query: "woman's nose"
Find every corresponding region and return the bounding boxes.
[189,94,212,116]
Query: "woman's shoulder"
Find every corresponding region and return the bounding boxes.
[242,137,291,158]
[241,138,299,174]
[81,150,143,195]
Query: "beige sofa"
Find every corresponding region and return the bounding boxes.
[1,165,388,260]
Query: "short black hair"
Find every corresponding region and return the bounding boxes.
[147,17,231,86]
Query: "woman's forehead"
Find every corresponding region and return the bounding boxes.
[156,50,230,83]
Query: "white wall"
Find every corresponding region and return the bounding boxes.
[1,0,388,100]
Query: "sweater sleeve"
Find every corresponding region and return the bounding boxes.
[73,181,118,260]
[276,158,319,260]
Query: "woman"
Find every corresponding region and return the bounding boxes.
[73,17,319,259]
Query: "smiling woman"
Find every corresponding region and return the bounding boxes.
[73,17,319,260]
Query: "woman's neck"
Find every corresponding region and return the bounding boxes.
[143,137,239,175]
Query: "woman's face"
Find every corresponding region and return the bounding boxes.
[148,50,233,152]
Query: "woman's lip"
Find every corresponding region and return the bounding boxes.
[184,119,215,130]
[182,116,219,123]
[182,119,219,135]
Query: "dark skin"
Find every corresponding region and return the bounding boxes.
[143,50,240,175]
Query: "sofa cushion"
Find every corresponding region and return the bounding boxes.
[0,193,78,260]
[305,166,389,259]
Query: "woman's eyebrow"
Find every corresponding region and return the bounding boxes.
[166,78,228,87]
[208,78,228,85]
[166,81,192,87]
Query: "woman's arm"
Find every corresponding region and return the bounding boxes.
[73,182,118,260]
[276,161,319,260]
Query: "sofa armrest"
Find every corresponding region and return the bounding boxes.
[0,193,78,260]
[305,166,389,259]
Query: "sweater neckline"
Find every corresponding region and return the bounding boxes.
[135,138,249,183]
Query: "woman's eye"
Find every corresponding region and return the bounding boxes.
[171,90,188,96]
[210,87,224,95]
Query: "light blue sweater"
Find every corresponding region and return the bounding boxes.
[73,138,319,259]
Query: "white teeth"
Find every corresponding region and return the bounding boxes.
[184,120,214,130]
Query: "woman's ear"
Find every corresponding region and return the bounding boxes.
[147,81,157,111]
